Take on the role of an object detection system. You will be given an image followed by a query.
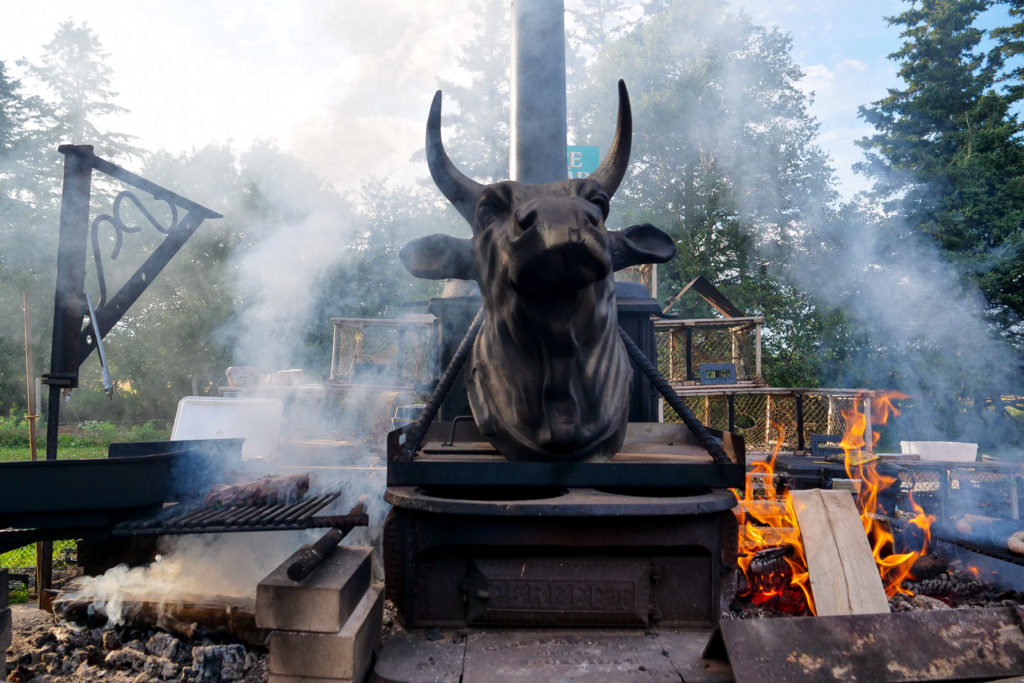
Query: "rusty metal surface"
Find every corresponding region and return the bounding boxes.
[383,500,736,629]
[465,557,652,627]
[704,606,1024,682]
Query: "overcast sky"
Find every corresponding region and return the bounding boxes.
[0,0,1002,200]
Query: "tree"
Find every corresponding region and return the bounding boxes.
[857,0,1024,338]
[431,0,511,184]
[21,20,142,162]
[567,0,842,386]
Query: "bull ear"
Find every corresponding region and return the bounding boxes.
[609,223,676,271]
[400,234,477,280]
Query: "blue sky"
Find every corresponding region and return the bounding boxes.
[0,1,1012,200]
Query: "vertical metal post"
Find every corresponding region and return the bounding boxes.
[755,323,762,381]
[685,327,694,381]
[510,0,567,183]
[397,328,407,383]
[330,321,340,382]
[43,145,94,461]
[727,393,735,433]
[795,394,805,452]
[864,394,874,454]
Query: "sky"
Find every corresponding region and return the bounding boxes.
[0,0,1002,200]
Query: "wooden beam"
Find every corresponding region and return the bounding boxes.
[791,489,889,616]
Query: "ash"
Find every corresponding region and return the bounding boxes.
[5,605,267,683]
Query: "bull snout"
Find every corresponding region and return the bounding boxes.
[508,197,611,294]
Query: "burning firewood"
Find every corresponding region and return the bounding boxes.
[205,473,309,508]
[53,590,266,647]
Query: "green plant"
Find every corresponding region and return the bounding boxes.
[0,412,30,448]
[79,420,118,444]
[125,420,170,442]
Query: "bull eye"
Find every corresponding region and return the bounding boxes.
[515,208,538,232]
[587,192,610,219]
[476,186,512,227]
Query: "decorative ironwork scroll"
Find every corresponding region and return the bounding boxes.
[43,144,221,460]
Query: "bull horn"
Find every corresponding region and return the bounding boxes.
[588,80,632,197]
[426,90,485,225]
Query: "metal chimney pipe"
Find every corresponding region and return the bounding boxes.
[510,0,567,183]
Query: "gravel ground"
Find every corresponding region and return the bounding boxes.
[4,604,268,683]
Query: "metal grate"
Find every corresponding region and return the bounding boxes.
[662,389,869,453]
[895,463,1024,522]
[330,318,434,387]
[655,319,761,384]
[114,493,340,536]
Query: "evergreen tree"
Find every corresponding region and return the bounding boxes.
[431,0,510,184]
[857,0,1024,337]
[21,20,142,162]
[567,0,841,386]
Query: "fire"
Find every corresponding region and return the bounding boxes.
[840,391,933,597]
[734,391,934,611]
[734,423,815,614]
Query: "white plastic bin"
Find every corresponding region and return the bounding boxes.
[899,441,978,462]
[171,397,284,460]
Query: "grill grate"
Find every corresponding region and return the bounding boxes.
[113,493,340,536]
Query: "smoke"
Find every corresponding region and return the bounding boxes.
[565,1,1022,451]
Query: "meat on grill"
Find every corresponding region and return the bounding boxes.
[205,473,309,508]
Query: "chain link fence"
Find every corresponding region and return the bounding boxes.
[330,317,435,387]
[655,318,762,383]
[663,389,864,453]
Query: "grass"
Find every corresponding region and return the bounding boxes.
[1,416,172,593]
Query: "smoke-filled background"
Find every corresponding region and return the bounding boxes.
[0,0,1021,452]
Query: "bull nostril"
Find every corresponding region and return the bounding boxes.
[515,208,538,232]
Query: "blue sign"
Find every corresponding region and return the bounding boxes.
[567,145,599,178]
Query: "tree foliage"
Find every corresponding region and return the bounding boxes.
[567,0,842,387]
[857,0,1024,338]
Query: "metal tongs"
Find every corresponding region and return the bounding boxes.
[85,292,113,398]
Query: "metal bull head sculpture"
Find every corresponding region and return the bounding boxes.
[400,81,676,461]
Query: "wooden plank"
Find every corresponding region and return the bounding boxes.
[791,489,889,616]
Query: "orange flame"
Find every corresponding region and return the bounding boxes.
[734,423,815,614]
[734,391,933,611]
[840,391,933,597]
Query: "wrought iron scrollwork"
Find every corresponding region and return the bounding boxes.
[90,190,179,306]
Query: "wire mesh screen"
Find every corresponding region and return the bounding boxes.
[655,321,760,382]
[331,320,434,386]
[0,541,78,596]
[616,264,653,290]
[663,389,866,452]
[800,393,858,441]
[895,464,1024,522]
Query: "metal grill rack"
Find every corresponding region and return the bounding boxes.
[113,493,341,536]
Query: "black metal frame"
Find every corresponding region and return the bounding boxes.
[41,145,221,460]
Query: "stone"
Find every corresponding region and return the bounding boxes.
[145,632,189,663]
[102,629,123,650]
[461,630,680,681]
[257,545,372,633]
[269,583,383,680]
[0,568,7,607]
[142,655,179,680]
[192,644,247,681]
[373,632,466,683]
[105,647,148,671]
